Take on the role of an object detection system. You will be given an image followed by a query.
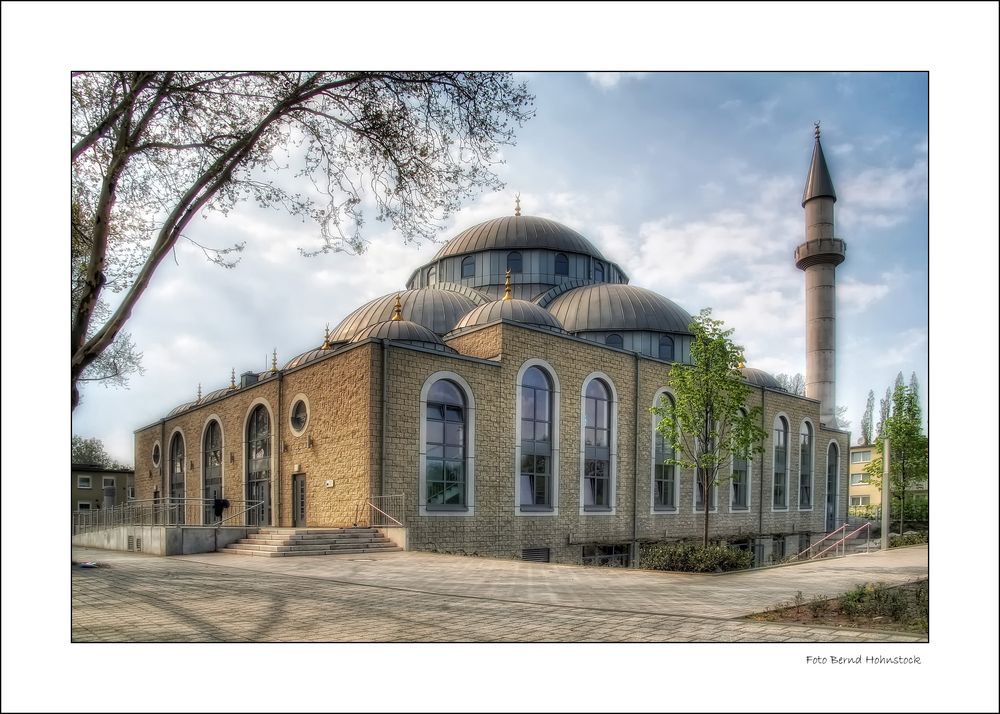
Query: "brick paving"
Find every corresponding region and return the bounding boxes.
[71,545,927,643]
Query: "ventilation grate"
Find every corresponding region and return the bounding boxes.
[135,538,142,552]
[127,536,135,552]
[521,547,550,563]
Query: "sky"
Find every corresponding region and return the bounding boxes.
[71,70,930,465]
[2,3,998,714]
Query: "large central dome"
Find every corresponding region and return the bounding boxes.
[432,215,607,261]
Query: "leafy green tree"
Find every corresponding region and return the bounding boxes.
[652,309,767,546]
[72,435,129,469]
[71,71,534,409]
[860,389,875,446]
[866,376,928,535]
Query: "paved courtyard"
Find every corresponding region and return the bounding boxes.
[71,544,928,643]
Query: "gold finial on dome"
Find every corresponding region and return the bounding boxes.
[321,324,331,350]
[229,368,237,390]
[814,120,821,139]
[391,294,403,321]
[503,268,513,301]
[738,361,745,369]
[271,348,278,373]
[514,193,521,217]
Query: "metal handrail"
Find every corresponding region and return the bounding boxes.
[796,523,847,560]
[354,495,405,528]
[811,522,871,560]
[72,497,264,534]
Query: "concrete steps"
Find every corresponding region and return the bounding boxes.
[221,527,401,557]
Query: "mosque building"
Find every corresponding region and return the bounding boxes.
[133,127,851,565]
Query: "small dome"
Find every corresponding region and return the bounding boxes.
[351,319,454,353]
[741,367,786,391]
[330,287,478,341]
[433,215,607,261]
[544,284,693,334]
[200,387,232,403]
[284,347,337,370]
[166,400,196,417]
[453,298,564,332]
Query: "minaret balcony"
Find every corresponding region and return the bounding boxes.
[795,238,846,269]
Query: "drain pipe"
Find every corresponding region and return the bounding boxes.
[381,339,389,497]
[757,385,765,535]
[275,366,282,527]
[631,352,640,567]
[159,418,166,500]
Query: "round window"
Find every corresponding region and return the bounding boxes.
[152,443,161,466]
[290,399,308,434]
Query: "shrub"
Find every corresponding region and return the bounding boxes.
[889,531,928,548]
[639,542,753,573]
[808,596,829,617]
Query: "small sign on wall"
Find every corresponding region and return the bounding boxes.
[325,480,334,488]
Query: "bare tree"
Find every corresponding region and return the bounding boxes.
[71,72,534,409]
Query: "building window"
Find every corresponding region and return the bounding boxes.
[605,334,623,349]
[659,335,675,362]
[851,450,872,464]
[850,495,871,507]
[203,420,223,524]
[799,421,814,509]
[507,251,523,274]
[850,472,870,485]
[77,501,92,511]
[732,418,749,511]
[519,367,553,511]
[582,544,630,567]
[695,468,717,512]
[427,266,436,284]
[772,416,788,509]
[290,398,308,434]
[653,393,676,511]
[103,477,116,488]
[772,536,786,562]
[426,379,467,509]
[593,260,604,282]
[246,405,272,526]
[554,253,569,276]
[169,432,185,499]
[77,476,92,489]
[461,255,475,279]
[151,443,160,467]
[583,378,612,510]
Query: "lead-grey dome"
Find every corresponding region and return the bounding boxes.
[166,400,196,417]
[351,319,454,353]
[284,347,337,370]
[432,215,607,261]
[330,288,478,341]
[453,298,565,332]
[544,284,693,334]
[741,366,786,391]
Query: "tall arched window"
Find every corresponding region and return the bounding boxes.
[653,393,676,511]
[427,266,437,284]
[605,334,623,349]
[246,405,271,526]
[826,442,839,531]
[772,416,789,509]
[461,255,475,279]
[583,379,612,510]
[659,335,675,362]
[554,253,569,276]
[520,367,553,510]
[426,379,467,508]
[507,251,523,273]
[203,420,222,524]
[732,409,749,510]
[593,260,604,282]
[169,432,185,524]
[799,421,814,509]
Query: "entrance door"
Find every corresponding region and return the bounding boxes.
[292,474,306,528]
[247,478,271,527]
[826,443,839,531]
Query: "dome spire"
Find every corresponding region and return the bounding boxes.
[271,348,278,373]
[802,120,837,206]
[321,323,331,350]
[514,193,521,217]
[391,294,403,320]
[229,368,236,390]
[503,268,513,301]
[197,383,202,402]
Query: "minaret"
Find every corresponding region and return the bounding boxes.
[796,122,846,426]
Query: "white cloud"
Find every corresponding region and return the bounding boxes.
[719,99,742,111]
[585,72,647,89]
[839,277,891,313]
[831,143,854,155]
[838,157,928,230]
[872,327,927,367]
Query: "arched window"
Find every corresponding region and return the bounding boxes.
[246,405,271,526]
[799,421,814,509]
[461,255,475,279]
[554,253,569,276]
[583,379,612,510]
[659,335,675,362]
[507,251,523,274]
[772,416,789,509]
[653,393,676,511]
[426,379,467,508]
[593,260,604,282]
[203,420,222,524]
[826,442,839,531]
[731,409,749,510]
[169,432,185,524]
[427,266,437,284]
[605,334,623,350]
[520,366,553,510]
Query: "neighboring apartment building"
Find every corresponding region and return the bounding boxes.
[848,444,928,512]
[72,463,134,513]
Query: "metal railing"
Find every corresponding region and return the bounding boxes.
[795,524,847,560]
[796,522,871,561]
[72,498,264,535]
[354,495,405,528]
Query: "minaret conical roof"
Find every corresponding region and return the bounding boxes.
[801,127,837,207]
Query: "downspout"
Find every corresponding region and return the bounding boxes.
[631,352,640,567]
[159,418,166,500]
[381,339,389,497]
[275,368,282,526]
[757,385,765,535]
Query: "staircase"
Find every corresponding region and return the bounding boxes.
[222,527,402,557]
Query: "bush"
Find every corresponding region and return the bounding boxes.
[889,531,928,548]
[639,542,753,573]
